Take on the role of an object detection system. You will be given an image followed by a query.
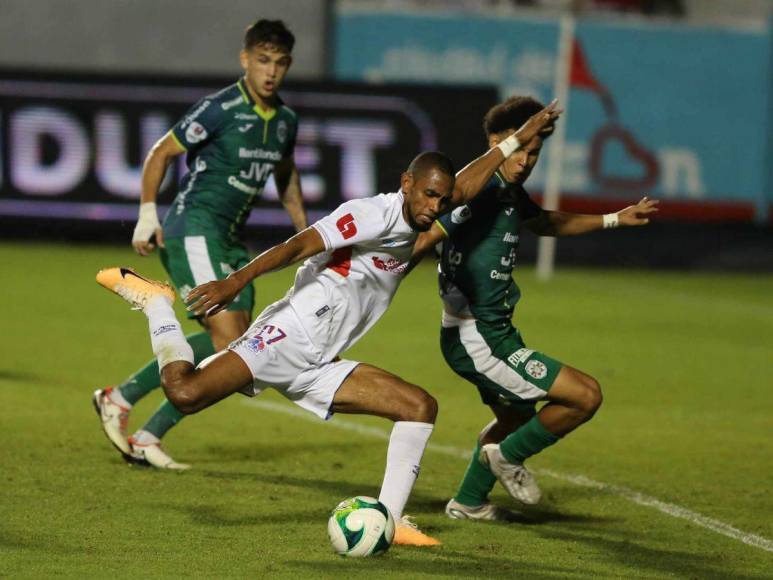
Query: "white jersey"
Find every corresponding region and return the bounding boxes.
[286,191,416,361]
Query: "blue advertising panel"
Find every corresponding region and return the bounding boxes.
[335,8,772,222]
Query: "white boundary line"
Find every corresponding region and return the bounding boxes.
[243,398,773,554]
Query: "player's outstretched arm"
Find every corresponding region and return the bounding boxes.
[274,156,308,232]
[453,99,561,206]
[525,196,659,236]
[132,132,186,256]
[185,227,326,317]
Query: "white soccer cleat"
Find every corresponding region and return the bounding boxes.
[129,435,191,471]
[96,267,175,311]
[444,498,518,522]
[92,387,132,457]
[479,443,542,505]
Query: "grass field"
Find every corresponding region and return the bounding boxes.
[1,241,772,578]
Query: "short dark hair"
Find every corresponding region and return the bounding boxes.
[483,95,544,137]
[244,19,295,53]
[407,151,455,181]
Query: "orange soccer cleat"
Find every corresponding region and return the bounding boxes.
[393,516,442,547]
[96,267,175,310]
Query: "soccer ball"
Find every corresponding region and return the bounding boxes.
[327,496,395,557]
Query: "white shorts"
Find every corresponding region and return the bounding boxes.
[229,298,359,420]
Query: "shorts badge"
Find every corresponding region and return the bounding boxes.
[525,359,547,380]
[244,335,266,354]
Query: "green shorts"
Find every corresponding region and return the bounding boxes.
[160,235,253,320]
[440,312,563,408]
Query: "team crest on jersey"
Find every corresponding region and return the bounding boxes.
[525,359,547,380]
[185,121,208,144]
[277,120,288,143]
[451,205,472,224]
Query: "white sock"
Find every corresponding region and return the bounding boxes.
[378,421,434,521]
[108,388,131,409]
[131,429,159,446]
[144,296,194,370]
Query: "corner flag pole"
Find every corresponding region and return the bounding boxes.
[536,14,575,281]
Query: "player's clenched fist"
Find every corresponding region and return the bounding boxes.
[132,201,165,256]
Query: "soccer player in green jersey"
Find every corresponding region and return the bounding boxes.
[93,19,308,469]
[411,96,658,520]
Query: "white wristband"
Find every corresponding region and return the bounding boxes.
[602,213,619,229]
[496,133,521,158]
[132,201,162,244]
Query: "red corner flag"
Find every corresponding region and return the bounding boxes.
[570,39,617,117]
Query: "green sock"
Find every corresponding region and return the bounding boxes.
[117,331,215,405]
[141,399,186,439]
[454,441,498,507]
[499,415,560,464]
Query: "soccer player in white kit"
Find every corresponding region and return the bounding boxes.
[97,102,560,546]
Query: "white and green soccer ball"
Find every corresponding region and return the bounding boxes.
[327,496,395,557]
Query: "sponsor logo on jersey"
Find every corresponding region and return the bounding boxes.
[372,255,408,274]
[525,359,548,380]
[181,100,211,128]
[505,207,514,216]
[503,232,518,243]
[238,123,253,133]
[315,305,330,317]
[239,161,274,183]
[277,120,288,143]
[507,347,534,367]
[239,147,282,161]
[221,96,243,111]
[490,270,510,280]
[227,175,258,194]
[451,205,472,224]
[235,113,258,120]
[185,121,208,144]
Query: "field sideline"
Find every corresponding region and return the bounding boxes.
[1,241,771,578]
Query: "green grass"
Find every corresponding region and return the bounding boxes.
[1,241,772,578]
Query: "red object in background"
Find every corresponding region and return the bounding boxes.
[589,124,660,191]
[570,39,617,117]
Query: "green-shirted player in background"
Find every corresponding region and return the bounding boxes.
[93,19,307,469]
[412,96,658,520]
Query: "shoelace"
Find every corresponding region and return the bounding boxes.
[512,465,530,485]
[118,412,129,432]
[399,515,418,529]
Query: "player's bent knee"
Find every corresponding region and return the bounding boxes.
[401,390,438,424]
[162,377,203,415]
[578,376,603,417]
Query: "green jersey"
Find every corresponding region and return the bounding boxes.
[437,172,542,325]
[163,78,298,242]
